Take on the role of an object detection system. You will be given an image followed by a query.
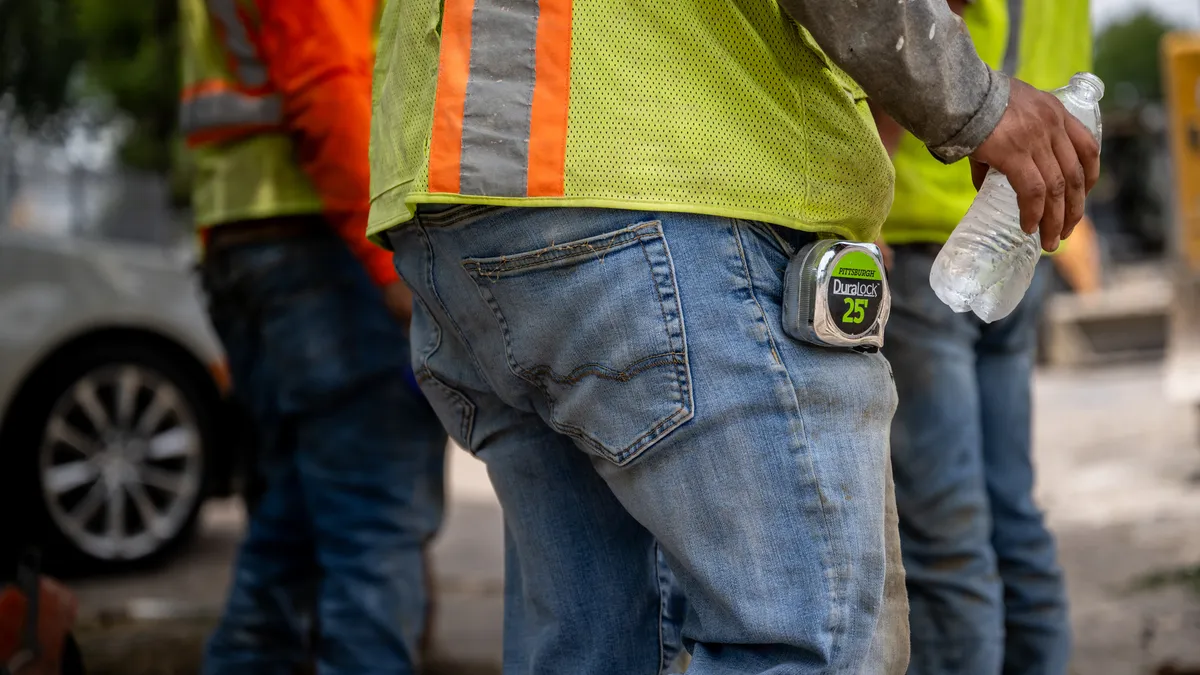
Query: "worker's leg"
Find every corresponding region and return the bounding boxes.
[977,263,1070,675]
[204,233,447,675]
[267,239,445,675]
[488,416,676,675]
[658,545,689,673]
[296,378,446,675]
[883,246,1004,675]
[392,207,906,674]
[201,248,319,675]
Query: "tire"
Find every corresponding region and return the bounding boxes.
[1,341,217,574]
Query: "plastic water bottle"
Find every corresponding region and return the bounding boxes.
[929,72,1104,322]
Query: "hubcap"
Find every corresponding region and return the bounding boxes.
[39,364,204,561]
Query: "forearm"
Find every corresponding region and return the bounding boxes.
[779,0,1008,162]
[288,74,399,285]
[254,0,397,285]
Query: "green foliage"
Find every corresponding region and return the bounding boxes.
[73,0,179,172]
[1094,11,1174,111]
[0,0,84,127]
[0,0,178,173]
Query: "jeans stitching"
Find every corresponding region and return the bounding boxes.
[463,223,660,277]
[461,221,692,465]
[655,541,667,675]
[408,225,481,448]
[518,354,687,386]
[415,368,473,444]
[732,221,848,666]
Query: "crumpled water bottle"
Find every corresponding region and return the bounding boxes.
[929,72,1104,322]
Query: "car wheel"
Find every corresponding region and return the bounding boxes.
[6,342,214,573]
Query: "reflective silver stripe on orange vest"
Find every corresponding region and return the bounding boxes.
[458,0,541,196]
[205,0,269,87]
[179,91,283,136]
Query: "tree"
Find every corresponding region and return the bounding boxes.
[0,0,83,127]
[1094,10,1174,112]
[0,0,179,174]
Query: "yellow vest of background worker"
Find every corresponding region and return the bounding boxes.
[883,0,1094,248]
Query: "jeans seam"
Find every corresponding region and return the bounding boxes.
[412,224,485,446]
[732,221,848,667]
[461,221,692,465]
[639,227,692,408]
[464,223,660,277]
[655,541,668,675]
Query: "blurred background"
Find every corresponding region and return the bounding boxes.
[4,1,1200,674]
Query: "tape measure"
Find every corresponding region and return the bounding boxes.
[782,240,891,352]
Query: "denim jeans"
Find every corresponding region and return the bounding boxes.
[387,206,908,674]
[200,230,448,675]
[883,247,1069,675]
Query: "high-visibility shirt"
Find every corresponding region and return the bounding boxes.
[179,0,398,286]
[367,0,895,244]
[883,0,1094,247]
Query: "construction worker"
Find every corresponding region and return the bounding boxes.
[368,0,1099,671]
[874,1,1092,673]
[178,1,448,673]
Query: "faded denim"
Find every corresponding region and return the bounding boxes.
[200,232,448,675]
[388,206,908,674]
[884,247,1069,675]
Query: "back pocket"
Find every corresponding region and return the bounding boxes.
[462,220,693,465]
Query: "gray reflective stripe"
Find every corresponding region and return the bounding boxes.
[458,0,540,196]
[179,90,283,136]
[1002,0,1024,76]
[205,0,269,87]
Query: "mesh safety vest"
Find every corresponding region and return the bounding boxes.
[179,0,323,228]
[883,0,1093,246]
[368,0,895,243]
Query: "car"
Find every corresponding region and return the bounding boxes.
[0,225,245,573]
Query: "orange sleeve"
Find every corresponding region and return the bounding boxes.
[252,0,398,287]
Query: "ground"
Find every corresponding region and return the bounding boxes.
[68,363,1200,674]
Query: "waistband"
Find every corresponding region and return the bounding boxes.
[205,215,329,254]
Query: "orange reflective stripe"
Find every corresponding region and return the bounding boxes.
[526,0,573,197]
[428,0,475,194]
[181,79,234,101]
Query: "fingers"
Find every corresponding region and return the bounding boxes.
[1065,114,1101,192]
[1007,157,1046,239]
[1052,129,1086,242]
[1033,141,1066,251]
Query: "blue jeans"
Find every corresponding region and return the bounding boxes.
[388,206,908,674]
[884,247,1069,675]
[200,229,448,675]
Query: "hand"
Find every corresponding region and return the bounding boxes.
[969,78,1100,252]
[874,239,894,271]
[382,280,414,327]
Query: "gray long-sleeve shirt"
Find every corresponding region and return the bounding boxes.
[778,0,1009,163]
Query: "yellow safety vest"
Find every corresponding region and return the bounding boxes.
[368,0,895,244]
[883,0,1093,246]
[178,0,323,228]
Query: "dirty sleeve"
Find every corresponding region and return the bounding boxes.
[779,0,1010,163]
